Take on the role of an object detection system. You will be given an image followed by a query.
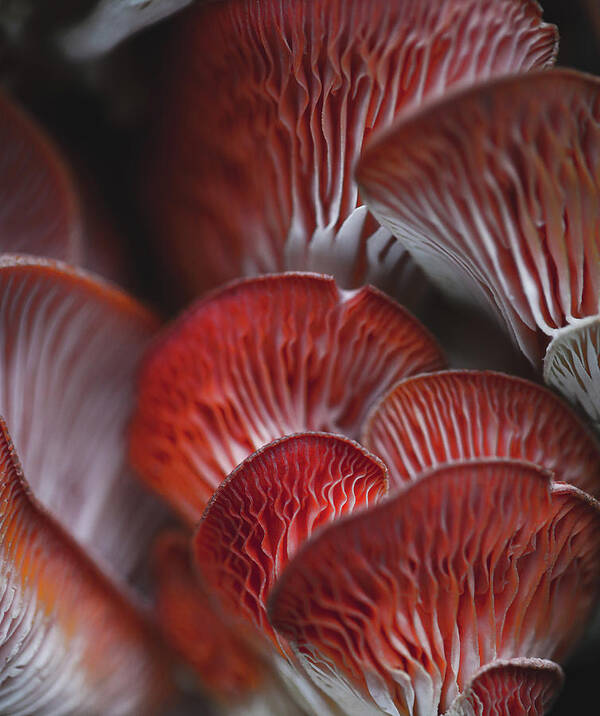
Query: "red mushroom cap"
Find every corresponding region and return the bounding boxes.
[194,433,388,651]
[269,459,600,714]
[130,273,443,522]
[363,370,600,496]
[444,658,563,716]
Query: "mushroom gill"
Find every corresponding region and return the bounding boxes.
[0,418,170,714]
[0,255,166,581]
[144,0,557,302]
[269,460,600,715]
[362,370,600,496]
[129,272,444,522]
[357,69,600,425]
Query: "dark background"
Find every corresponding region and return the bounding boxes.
[1,1,599,713]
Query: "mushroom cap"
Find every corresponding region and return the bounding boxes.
[145,0,557,301]
[357,69,600,366]
[0,419,169,714]
[268,460,600,715]
[194,433,388,651]
[544,316,600,429]
[444,658,563,716]
[0,255,166,581]
[130,272,443,522]
[362,369,600,496]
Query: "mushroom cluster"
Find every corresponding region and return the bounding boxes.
[0,1,599,715]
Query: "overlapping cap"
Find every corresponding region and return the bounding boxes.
[194,433,388,650]
[193,433,388,713]
[362,370,600,496]
[130,272,444,522]
[268,460,600,715]
[0,418,170,714]
[357,69,600,423]
[0,256,166,581]
[145,0,557,301]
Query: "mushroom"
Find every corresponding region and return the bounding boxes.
[0,89,131,285]
[144,0,557,302]
[0,90,79,261]
[194,432,388,713]
[444,659,563,716]
[129,272,444,522]
[0,418,170,713]
[0,256,166,582]
[362,370,600,495]
[356,69,600,425]
[268,460,600,715]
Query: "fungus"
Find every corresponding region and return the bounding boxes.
[357,69,600,423]
[0,419,169,714]
[0,255,165,580]
[145,0,557,301]
[194,432,387,712]
[194,433,387,648]
[444,659,563,716]
[0,90,131,284]
[363,370,600,495]
[130,272,443,522]
[0,90,80,261]
[269,460,600,715]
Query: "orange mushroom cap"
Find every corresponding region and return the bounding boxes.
[130,273,443,522]
[0,418,170,714]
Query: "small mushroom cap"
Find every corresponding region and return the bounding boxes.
[269,459,600,715]
[444,658,563,716]
[130,272,443,522]
[357,69,600,366]
[0,255,166,581]
[544,316,600,429]
[0,418,170,714]
[194,433,388,651]
[145,0,557,300]
[362,369,600,496]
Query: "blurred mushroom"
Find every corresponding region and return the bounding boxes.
[0,255,167,582]
[0,418,170,714]
[0,88,133,286]
[143,0,557,303]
